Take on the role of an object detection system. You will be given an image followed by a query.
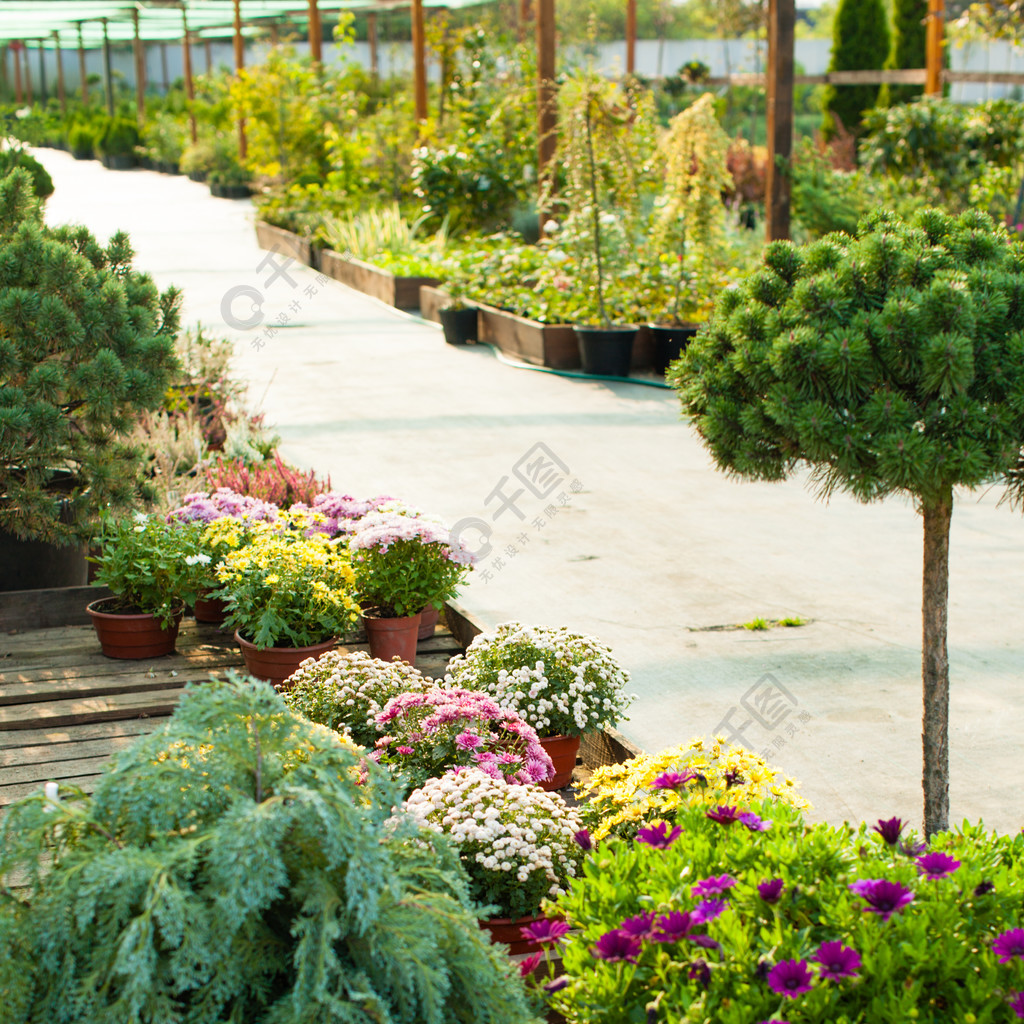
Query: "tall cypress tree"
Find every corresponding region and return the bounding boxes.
[884,0,928,105]
[821,0,891,139]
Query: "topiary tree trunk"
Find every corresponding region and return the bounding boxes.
[822,0,891,139]
[670,208,1024,837]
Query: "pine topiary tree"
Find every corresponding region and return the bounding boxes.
[821,0,891,139]
[0,168,181,546]
[669,208,1024,838]
[883,0,927,105]
[0,675,539,1024]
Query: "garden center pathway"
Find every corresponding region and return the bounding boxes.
[40,151,1024,834]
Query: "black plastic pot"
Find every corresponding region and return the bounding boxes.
[0,531,88,591]
[649,323,700,375]
[439,306,478,345]
[101,154,136,171]
[210,182,252,199]
[574,326,637,377]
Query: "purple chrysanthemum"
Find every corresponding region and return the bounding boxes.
[691,898,727,924]
[652,910,696,943]
[520,918,571,945]
[592,929,642,963]
[813,940,862,981]
[993,929,1024,963]
[518,953,543,977]
[915,851,961,880]
[455,731,482,750]
[848,879,915,921]
[689,933,721,950]
[758,878,784,904]
[705,805,741,825]
[723,769,743,789]
[739,811,772,832]
[619,912,659,939]
[574,828,593,851]
[1009,991,1024,1019]
[766,959,814,998]
[974,880,995,897]
[545,977,570,994]
[637,822,683,849]
[872,816,904,845]
[692,874,737,898]
[651,770,697,790]
[688,959,711,988]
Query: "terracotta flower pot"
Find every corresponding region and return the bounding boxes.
[417,604,440,640]
[234,631,336,688]
[537,734,581,791]
[193,593,229,624]
[363,610,422,664]
[87,598,183,659]
[481,912,548,956]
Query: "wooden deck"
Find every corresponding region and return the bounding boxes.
[0,618,465,812]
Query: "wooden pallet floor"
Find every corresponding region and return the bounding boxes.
[0,620,464,811]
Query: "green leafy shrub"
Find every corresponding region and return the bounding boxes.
[67,122,95,159]
[0,147,53,199]
[544,799,1024,1023]
[0,676,538,1024]
[96,116,140,158]
[821,0,889,139]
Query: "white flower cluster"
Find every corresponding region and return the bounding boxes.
[404,768,583,900]
[444,623,634,737]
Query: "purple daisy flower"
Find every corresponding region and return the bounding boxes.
[723,769,743,789]
[705,805,741,825]
[900,838,928,857]
[637,822,683,849]
[689,934,722,950]
[573,828,593,851]
[688,959,711,988]
[872,816,904,845]
[758,878,784,904]
[619,912,658,939]
[592,929,642,963]
[993,929,1024,963]
[692,874,737,898]
[518,953,543,977]
[848,879,915,922]
[915,851,960,879]
[974,880,995,897]
[739,811,772,832]
[652,910,696,943]
[813,940,861,981]
[545,977,570,994]
[520,918,570,945]
[767,958,814,998]
[651,770,697,790]
[1009,991,1024,1019]
[691,898,727,923]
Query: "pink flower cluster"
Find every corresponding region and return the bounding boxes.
[375,687,553,785]
[166,489,280,525]
[291,492,395,538]
[348,510,477,566]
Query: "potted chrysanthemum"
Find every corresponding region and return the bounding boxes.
[404,767,586,954]
[347,507,475,663]
[444,623,634,790]
[371,686,553,794]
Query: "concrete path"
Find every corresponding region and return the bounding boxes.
[38,149,1024,834]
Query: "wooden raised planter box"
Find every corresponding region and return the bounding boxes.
[321,249,439,311]
[255,222,316,270]
[476,302,581,369]
[419,284,452,325]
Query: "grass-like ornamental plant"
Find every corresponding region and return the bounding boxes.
[577,737,810,841]
[280,649,433,747]
[372,686,554,793]
[0,676,538,1024]
[544,799,1024,1023]
[90,512,205,627]
[669,208,1024,836]
[405,768,585,920]
[444,623,634,739]
[348,508,475,618]
[215,526,360,648]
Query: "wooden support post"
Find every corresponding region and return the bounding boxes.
[518,0,530,42]
[270,20,280,45]
[925,0,944,95]
[1,46,8,101]
[133,11,146,122]
[411,0,427,123]
[78,23,89,105]
[625,0,636,74]
[233,0,247,159]
[765,0,795,241]
[204,38,213,73]
[308,0,323,64]
[12,43,23,105]
[37,38,47,101]
[23,43,33,104]
[181,11,198,143]
[160,42,169,92]
[53,31,67,111]
[368,11,379,80]
[536,0,557,234]
[101,18,114,115]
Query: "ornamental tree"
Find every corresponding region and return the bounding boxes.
[669,208,1024,837]
[0,168,181,545]
[821,0,890,139]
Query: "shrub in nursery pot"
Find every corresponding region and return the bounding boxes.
[445,623,634,789]
[0,675,537,1024]
[405,768,586,954]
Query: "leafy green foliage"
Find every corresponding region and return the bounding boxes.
[0,676,537,1024]
[0,147,53,200]
[95,116,140,158]
[821,0,890,138]
[883,0,927,105]
[546,800,1024,1022]
[0,169,181,544]
[670,207,1024,507]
